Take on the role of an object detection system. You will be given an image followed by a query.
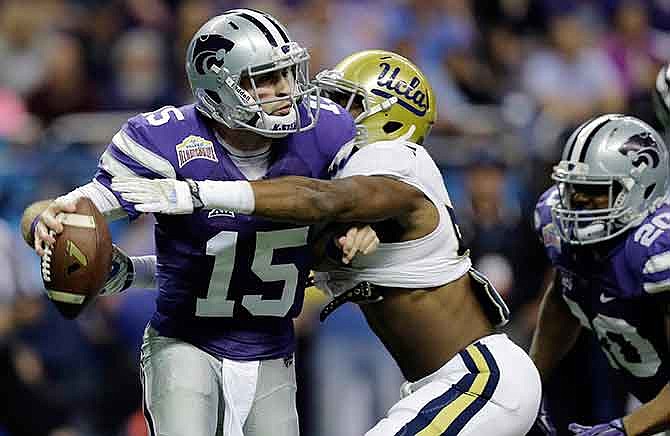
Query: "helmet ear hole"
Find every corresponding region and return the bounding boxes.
[383,121,403,134]
[205,90,222,104]
[644,184,656,199]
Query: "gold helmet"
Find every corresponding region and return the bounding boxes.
[315,50,436,145]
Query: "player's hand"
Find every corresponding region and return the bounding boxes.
[100,245,134,296]
[33,197,78,256]
[568,419,627,436]
[526,398,557,436]
[336,225,379,264]
[111,176,195,215]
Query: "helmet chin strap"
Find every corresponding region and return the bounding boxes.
[397,125,416,142]
[254,107,298,138]
[354,96,398,123]
[574,222,607,242]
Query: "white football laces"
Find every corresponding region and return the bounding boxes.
[41,229,55,283]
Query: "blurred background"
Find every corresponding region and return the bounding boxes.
[0,0,666,434]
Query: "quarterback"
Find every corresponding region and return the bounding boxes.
[114,50,542,435]
[530,114,670,436]
[22,9,377,436]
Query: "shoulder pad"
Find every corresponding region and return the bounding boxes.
[335,140,418,180]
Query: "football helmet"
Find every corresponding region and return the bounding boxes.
[315,50,435,145]
[186,9,319,138]
[551,114,670,245]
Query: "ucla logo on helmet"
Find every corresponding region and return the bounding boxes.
[372,62,429,116]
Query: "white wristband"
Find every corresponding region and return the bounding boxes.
[197,180,255,214]
[129,255,157,289]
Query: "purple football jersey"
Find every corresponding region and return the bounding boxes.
[95,101,356,360]
[535,187,670,402]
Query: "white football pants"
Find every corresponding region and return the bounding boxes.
[139,326,299,436]
[366,334,542,436]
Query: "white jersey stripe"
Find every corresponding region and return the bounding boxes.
[99,149,137,178]
[643,251,670,274]
[112,130,176,179]
[643,278,670,294]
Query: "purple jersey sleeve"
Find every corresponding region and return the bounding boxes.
[625,205,670,297]
[534,186,563,266]
[304,97,357,179]
[93,107,195,220]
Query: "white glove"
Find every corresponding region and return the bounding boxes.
[111,176,197,214]
[100,244,134,296]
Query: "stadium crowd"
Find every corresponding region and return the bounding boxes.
[1,0,669,435]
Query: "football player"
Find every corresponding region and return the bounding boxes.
[21,9,378,436]
[529,114,670,436]
[113,50,543,435]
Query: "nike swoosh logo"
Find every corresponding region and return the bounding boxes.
[600,293,616,304]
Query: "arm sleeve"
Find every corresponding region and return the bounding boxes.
[60,180,127,222]
[638,231,670,296]
[93,118,177,220]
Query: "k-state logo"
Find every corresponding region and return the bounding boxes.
[371,62,429,116]
[618,132,661,169]
[193,34,235,74]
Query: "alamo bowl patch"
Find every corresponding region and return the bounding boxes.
[176,135,218,168]
[542,223,561,252]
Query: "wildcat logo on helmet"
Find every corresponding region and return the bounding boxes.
[176,135,218,168]
[193,35,235,74]
[618,132,661,169]
[373,62,429,116]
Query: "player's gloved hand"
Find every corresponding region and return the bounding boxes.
[568,418,627,436]
[111,177,196,214]
[653,63,670,130]
[336,225,379,264]
[100,244,135,296]
[526,398,557,436]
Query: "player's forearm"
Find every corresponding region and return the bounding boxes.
[622,384,670,436]
[250,177,356,223]
[529,278,582,382]
[20,200,53,246]
[252,176,421,223]
[198,176,411,223]
[22,182,126,248]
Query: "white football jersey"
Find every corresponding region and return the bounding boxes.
[315,139,471,296]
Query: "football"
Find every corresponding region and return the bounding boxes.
[41,197,112,319]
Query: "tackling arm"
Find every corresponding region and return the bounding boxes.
[113,174,426,224]
[249,175,425,223]
[529,270,582,383]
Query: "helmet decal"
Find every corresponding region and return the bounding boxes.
[314,50,436,144]
[193,35,235,75]
[373,62,429,116]
[618,132,661,169]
